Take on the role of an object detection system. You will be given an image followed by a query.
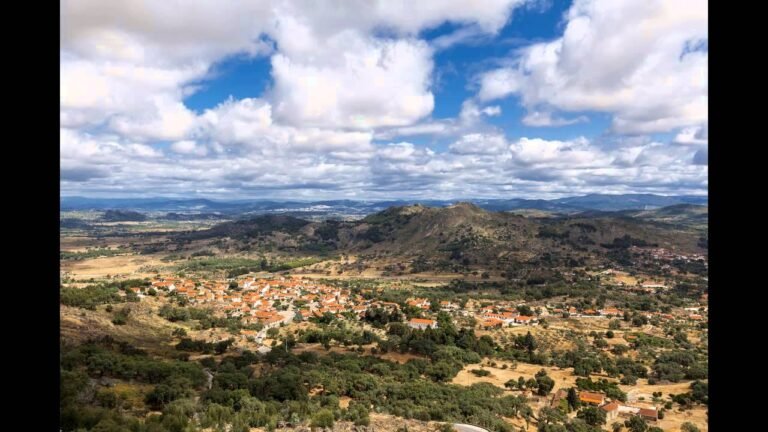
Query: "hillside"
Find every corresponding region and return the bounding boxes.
[171,203,706,273]
[101,209,148,222]
[61,193,708,215]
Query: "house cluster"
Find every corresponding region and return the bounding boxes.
[399,298,551,331]
[147,275,413,330]
[480,311,536,329]
[148,275,357,329]
[633,247,706,264]
[553,390,658,423]
[548,306,623,318]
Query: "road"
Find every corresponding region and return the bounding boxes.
[453,424,490,432]
[254,305,296,353]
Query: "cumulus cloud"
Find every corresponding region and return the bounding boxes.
[198,97,375,155]
[60,0,707,199]
[477,0,708,134]
[270,34,435,129]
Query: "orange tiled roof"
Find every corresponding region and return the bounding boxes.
[579,392,604,404]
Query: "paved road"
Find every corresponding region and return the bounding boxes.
[453,424,490,432]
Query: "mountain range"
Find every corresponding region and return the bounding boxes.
[61,194,708,216]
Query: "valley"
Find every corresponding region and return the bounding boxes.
[60,201,708,432]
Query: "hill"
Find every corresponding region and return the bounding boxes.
[61,193,708,216]
[172,203,706,273]
[101,209,148,222]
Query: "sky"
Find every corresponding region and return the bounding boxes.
[60,0,708,200]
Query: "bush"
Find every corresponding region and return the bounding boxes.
[111,307,131,326]
[681,422,701,432]
[620,375,638,385]
[310,409,335,429]
[470,369,491,377]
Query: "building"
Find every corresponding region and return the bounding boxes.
[600,401,620,421]
[408,318,437,330]
[638,408,658,422]
[513,315,536,325]
[481,318,505,329]
[598,308,621,317]
[550,389,568,409]
[579,391,604,406]
[440,301,459,311]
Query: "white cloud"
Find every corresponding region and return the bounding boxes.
[478,68,523,102]
[60,0,707,199]
[60,0,532,138]
[199,97,375,155]
[673,124,708,145]
[521,111,588,127]
[376,142,418,161]
[477,0,708,134]
[171,140,208,156]
[374,100,503,140]
[62,125,707,199]
[270,33,435,129]
[449,133,509,155]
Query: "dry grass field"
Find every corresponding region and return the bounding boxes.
[451,359,583,393]
[61,254,169,279]
[60,299,178,356]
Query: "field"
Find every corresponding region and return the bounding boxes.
[452,359,581,393]
[61,254,170,280]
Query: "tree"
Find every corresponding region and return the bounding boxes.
[538,407,566,426]
[620,375,638,385]
[681,422,700,432]
[214,338,234,355]
[624,415,648,432]
[606,330,615,338]
[567,387,581,411]
[577,406,607,426]
[536,375,555,396]
[565,418,593,432]
[311,409,335,429]
[612,422,623,432]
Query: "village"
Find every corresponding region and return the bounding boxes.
[129,272,709,355]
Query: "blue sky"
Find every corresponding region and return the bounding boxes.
[61,0,707,199]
